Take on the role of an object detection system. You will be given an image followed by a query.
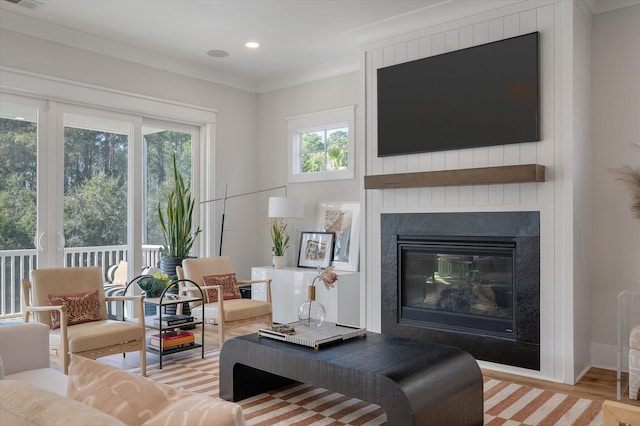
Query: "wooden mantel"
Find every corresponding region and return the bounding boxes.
[364,164,545,189]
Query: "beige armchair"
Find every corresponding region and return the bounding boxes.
[22,266,147,375]
[176,256,272,347]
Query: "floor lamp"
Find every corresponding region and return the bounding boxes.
[201,185,303,256]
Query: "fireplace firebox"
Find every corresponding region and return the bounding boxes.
[400,236,515,339]
[381,212,540,370]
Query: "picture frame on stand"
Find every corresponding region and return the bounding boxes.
[297,231,335,269]
[316,202,360,271]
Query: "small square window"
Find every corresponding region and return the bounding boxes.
[288,106,354,183]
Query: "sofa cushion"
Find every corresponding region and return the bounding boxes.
[192,298,271,322]
[67,355,180,426]
[6,367,68,396]
[47,290,102,329]
[49,319,143,353]
[142,392,246,426]
[0,379,125,426]
[203,273,241,302]
[112,261,128,286]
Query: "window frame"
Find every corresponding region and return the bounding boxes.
[287,106,355,183]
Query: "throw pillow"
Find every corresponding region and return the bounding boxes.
[67,355,181,426]
[202,273,241,303]
[47,290,101,330]
[141,392,246,426]
[1,379,126,426]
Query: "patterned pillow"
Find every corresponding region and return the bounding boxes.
[202,273,241,303]
[67,355,180,425]
[47,290,101,329]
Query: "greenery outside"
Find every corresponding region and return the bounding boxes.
[300,127,348,173]
[0,116,193,252]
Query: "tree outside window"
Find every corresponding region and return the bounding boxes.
[288,106,355,183]
[300,127,348,173]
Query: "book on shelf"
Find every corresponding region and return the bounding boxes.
[149,330,195,349]
[148,342,196,351]
[152,314,194,327]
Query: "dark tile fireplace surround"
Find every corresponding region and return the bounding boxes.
[381,211,540,370]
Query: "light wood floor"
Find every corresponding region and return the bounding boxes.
[59,323,640,406]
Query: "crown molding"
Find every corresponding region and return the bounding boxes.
[348,0,527,49]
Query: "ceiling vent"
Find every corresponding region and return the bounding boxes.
[5,0,44,10]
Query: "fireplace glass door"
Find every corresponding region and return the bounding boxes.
[399,237,516,339]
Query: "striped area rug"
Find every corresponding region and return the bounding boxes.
[144,351,603,425]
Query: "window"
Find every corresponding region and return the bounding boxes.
[288,106,355,183]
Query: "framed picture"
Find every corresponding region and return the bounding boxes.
[317,202,360,271]
[297,232,335,269]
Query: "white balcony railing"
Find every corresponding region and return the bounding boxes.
[0,244,163,319]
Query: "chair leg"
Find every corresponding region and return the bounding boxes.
[140,347,147,376]
[219,323,225,348]
[62,352,70,375]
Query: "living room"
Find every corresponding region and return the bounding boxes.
[1,0,639,397]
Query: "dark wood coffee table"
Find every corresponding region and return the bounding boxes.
[219,331,483,426]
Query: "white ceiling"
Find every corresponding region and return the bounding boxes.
[1,0,637,93]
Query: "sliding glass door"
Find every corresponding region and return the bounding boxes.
[143,120,198,268]
[0,92,201,318]
[61,107,133,273]
[0,95,40,316]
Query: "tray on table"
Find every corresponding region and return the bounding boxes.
[258,321,366,350]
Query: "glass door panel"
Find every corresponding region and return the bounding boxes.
[143,121,197,269]
[0,98,38,317]
[63,111,130,276]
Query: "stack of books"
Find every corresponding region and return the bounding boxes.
[153,314,194,327]
[149,330,195,350]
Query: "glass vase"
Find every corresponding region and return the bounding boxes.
[298,285,326,328]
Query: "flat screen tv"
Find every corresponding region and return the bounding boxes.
[377,32,540,157]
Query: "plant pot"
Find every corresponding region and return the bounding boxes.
[273,255,285,269]
[159,256,186,317]
[160,257,185,278]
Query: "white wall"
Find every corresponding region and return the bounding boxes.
[571,0,594,381]
[255,73,361,268]
[590,5,640,369]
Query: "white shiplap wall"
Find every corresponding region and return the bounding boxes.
[363,1,573,383]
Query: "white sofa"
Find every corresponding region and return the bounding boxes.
[0,322,246,425]
[0,322,67,394]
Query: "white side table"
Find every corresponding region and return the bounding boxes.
[251,266,360,326]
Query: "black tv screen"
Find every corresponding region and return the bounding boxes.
[377,32,540,157]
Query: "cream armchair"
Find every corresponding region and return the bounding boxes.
[22,266,147,375]
[176,256,272,347]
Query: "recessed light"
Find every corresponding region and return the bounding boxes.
[207,49,229,58]
[245,41,260,49]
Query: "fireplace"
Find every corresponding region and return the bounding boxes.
[381,212,540,370]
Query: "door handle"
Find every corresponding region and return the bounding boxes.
[34,233,46,251]
[56,233,66,252]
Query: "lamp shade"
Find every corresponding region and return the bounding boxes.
[268,196,304,218]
